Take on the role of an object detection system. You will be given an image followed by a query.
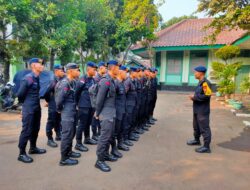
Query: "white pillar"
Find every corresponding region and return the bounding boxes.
[160,51,166,82]
[182,50,190,83]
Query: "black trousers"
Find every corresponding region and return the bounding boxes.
[124,113,134,139]
[91,116,101,136]
[193,113,211,148]
[96,119,115,161]
[61,116,77,160]
[151,93,157,116]
[111,113,126,146]
[76,107,94,143]
[46,111,61,140]
[18,110,41,154]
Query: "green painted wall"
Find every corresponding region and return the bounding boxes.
[154,48,250,88]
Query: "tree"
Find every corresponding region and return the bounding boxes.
[115,0,161,64]
[0,0,32,82]
[161,15,198,29]
[31,0,86,69]
[77,0,114,67]
[197,0,250,40]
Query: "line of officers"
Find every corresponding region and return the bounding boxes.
[17,58,158,172]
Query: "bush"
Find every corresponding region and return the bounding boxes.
[240,76,250,94]
[215,45,240,63]
[212,46,242,96]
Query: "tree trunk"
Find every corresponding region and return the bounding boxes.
[1,23,10,83]
[50,48,55,70]
[147,41,154,67]
[123,43,132,64]
[3,52,10,83]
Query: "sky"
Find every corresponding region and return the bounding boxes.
[158,0,207,22]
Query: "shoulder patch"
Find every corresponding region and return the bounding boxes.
[26,76,33,84]
[63,87,69,91]
[105,81,110,86]
[80,78,85,84]
[202,82,212,96]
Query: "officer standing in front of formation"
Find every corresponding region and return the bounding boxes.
[17,58,46,163]
[75,62,98,153]
[111,65,129,157]
[187,66,212,153]
[55,63,81,166]
[45,64,65,148]
[91,61,107,140]
[95,60,119,172]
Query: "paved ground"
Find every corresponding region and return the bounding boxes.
[0,92,250,190]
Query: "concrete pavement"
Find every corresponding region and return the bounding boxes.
[0,91,249,190]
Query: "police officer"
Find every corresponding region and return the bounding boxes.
[75,62,97,152]
[111,65,129,156]
[17,58,46,163]
[145,68,155,126]
[123,66,139,146]
[187,66,212,153]
[95,61,107,83]
[149,68,158,122]
[55,63,81,166]
[136,67,147,134]
[45,64,65,148]
[95,60,119,172]
[141,68,152,130]
[91,61,107,140]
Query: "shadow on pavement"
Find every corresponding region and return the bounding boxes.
[217,127,250,152]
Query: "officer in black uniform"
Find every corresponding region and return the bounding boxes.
[142,68,153,130]
[136,67,147,134]
[91,61,107,140]
[95,60,119,172]
[148,68,158,122]
[45,64,65,148]
[111,65,129,156]
[17,58,46,163]
[187,66,212,153]
[55,63,81,166]
[140,68,150,131]
[123,66,138,146]
[75,62,97,152]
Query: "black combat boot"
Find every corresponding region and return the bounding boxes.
[95,160,111,172]
[187,139,201,146]
[75,143,89,152]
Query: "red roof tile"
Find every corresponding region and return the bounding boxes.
[131,18,248,50]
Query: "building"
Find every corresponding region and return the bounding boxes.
[131,18,250,91]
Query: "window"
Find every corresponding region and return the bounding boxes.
[167,59,182,74]
[190,51,208,73]
[167,52,183,75]
[240,50,250,57]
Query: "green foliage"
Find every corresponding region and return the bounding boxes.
[161,15,198,29]
[240,76,250,94]
[0,0,162,80]
[215,45,241,63]
[212,46,242,96]
[115,0,161,50]
[197,0,250,40]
